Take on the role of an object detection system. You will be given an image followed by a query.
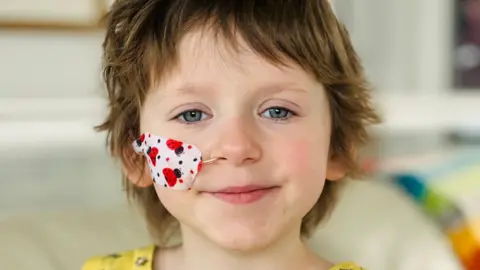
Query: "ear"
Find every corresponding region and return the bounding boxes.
[121,146,153,187]
[326,145,356,181]
[325,157,346,181]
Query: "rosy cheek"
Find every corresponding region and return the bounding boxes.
[277,139,328,179]
[284,141,310,169]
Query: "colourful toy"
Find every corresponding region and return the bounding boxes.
[379,148,480,270]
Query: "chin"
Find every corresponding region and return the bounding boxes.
[204,224,277,252]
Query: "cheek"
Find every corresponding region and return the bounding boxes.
[277,138,329,180]
[154,186,192,217]
[274,138,329,214]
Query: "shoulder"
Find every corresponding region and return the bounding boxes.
[81,245,155,270]
[329,261,366,270]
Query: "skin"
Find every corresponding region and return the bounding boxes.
[126,30,346,270]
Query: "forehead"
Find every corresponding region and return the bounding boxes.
[155,30,319,91]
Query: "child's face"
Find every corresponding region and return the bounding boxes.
[137,31,344,250]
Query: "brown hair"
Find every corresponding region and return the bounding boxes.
[96,0,380,245]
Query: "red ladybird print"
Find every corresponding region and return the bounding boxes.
[173,168,182,178]
[162,168,178,187]
[135,133,147,147]
[166,139,183,150]
[147,147,159,166]
[166,139,185,156]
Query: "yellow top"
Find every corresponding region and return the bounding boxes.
[82,245,364,270]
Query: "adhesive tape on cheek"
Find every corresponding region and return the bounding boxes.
[132,132,215,190]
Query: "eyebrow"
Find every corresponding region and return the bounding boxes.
[172,82,309,96]
[173,84,213,95]
[255,83,309,95]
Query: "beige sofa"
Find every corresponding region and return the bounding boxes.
[0,180,463,270]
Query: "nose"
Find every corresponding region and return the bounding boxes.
[207,117,262,166]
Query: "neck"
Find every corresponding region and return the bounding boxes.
[172,224,322,270]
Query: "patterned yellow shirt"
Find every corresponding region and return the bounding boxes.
[82,246,365,270]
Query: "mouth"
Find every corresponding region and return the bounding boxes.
[203,185,279,205]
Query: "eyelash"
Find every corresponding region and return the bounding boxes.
[173,110,210,125]
[260,107,296,122]
[173,107,296,124]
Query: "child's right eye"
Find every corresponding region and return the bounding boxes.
[175,110,209,124]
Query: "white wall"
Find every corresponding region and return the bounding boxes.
[0,30,103,98]
[0,30,106,149]
[334,0,455,94]
[334,0,480,134]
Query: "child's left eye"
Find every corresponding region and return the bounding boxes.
[260,107,294,120]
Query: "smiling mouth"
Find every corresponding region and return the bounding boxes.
[205,185,279,204]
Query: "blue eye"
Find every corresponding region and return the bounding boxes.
[261,107,293,120]
[176,110,208,123]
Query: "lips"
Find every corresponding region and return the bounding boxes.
[203,185,279,204]
[215,185,274,194]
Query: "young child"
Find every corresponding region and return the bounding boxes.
[83,0,380,269]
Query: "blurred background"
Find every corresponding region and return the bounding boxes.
[0,1,479,270]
